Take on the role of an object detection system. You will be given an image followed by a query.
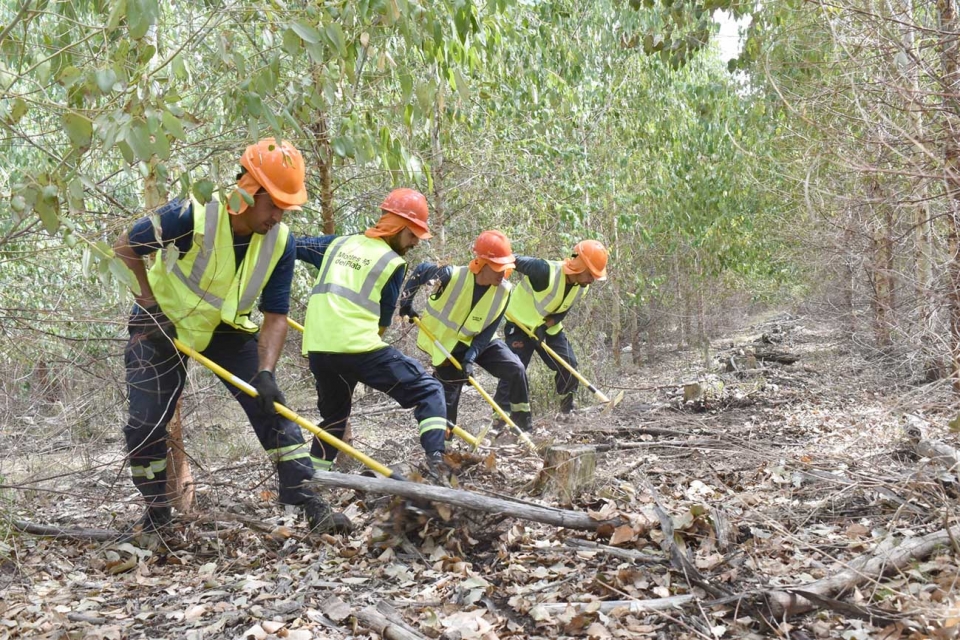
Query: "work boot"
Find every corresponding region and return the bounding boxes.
[512,413,533,433]
[425,451,454,486]
[559,393,576,415]
[490,417,507,437]
[301,496,353,535]
[123,505,173,543]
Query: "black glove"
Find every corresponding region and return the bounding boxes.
[252,370,286,413]
[401,308,419,323]
[131,304,177,344]
[534,324,549,342]
[461,361,475,378]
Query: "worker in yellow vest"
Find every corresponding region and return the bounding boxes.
[494,240,609,419]
[399,230,532,432]
[114,139,349,537]
[297,189,450,479]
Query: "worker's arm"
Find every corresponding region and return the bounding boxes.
[114,230,157,308]
[397,262,448,317]
[257,312,289,373]
[463,307,504,364]
[295,234,338,268]
[513,256,551,292]
[114,198,193,309]
[379,263,407,329]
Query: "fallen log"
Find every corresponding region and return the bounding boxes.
[537,594,695,615]
[564,538,670,564]
[13,520,120,541]
[765,525,960,618]
[308,472,624,531]
[356,602,427,640]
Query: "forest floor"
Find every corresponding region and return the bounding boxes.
[2,312,960,639]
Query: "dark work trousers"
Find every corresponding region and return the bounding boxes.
[495,322,579,413]
[123,325,315,507]
[307,346,447,466]
[435,340,530,426]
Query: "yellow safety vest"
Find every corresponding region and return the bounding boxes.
[148,197,289,351]
[507,260,586,336]
[302,234,405,354]
[417,266,512,366]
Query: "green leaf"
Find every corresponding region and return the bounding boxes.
[107,0,127,31]
[95,68,118,93]
[63,112,93,150]
[35,188,60,234]
[282,28,302,56]
[8,98,27,125]
[125,121,153,162]
[325,24,347,57]
[161,110,186,140]
[291,21,321,44]
[192,179,214,204]
[128,0,160,40]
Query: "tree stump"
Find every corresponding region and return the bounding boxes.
[535,445,597,505]
[165,402,196,514]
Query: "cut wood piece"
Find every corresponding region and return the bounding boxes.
[535,444,597,504]
[751,348,800,364]
[765,525,960,618]
[564,538,670,564]
[166,403,195,514]
[356,605,428,640]
[308,472,624,531]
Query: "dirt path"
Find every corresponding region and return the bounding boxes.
[2,314,958,639]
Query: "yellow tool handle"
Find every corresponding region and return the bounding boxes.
[173,338,395,478]
[411,317,538,453]
[506,313,611,403]
[285,316,479,448]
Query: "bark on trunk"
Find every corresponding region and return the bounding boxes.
[940,0,960,392]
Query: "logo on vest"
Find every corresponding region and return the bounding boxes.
[334,252,372,271]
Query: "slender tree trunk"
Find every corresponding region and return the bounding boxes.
[311,110,335,234]
[939,0,960,392]
[432,79,446,253]
[143,23,194,513]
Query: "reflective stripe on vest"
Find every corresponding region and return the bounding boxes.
[310,237,400,315]
[507,260,586,335]
[418,266,511,366]
[148,197,289,351]
[303,235,404,354]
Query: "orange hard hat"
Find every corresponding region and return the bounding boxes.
[240,138,307,210]
[380,188,432,239]
[563,239,608,280]
[472,230,516,271]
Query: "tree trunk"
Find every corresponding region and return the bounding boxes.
[431,81,446,253]
[143,23,194,514]
[940,0,960,392]
[534,444,597,504]
[311,110,335,235]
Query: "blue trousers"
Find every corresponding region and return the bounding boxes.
[435,340,530,426]
[123,325,315,507]
[307,346,447,467]
[494,322,579,413]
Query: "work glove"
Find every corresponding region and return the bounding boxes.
[401,308,419,323]
[461,361,475,379]
[252,370,286,414]
[534,324,549,342]
[132,304,177,345]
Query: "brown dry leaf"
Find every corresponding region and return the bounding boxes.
[436,502,453,521]
[483,451,497,471]
[258,490,277,502]
[845,523,870,539]
[183,604,207,621]
[586,621,612,638]
[609,524,637,546]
